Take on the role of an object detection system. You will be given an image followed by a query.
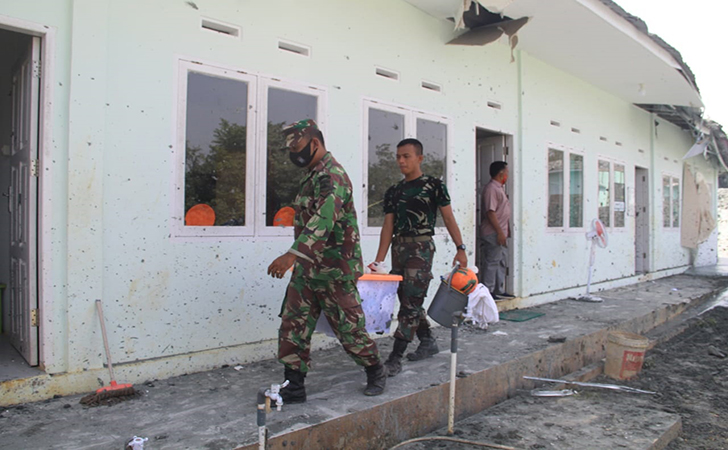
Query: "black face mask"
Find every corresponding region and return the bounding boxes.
[289,139,317,168]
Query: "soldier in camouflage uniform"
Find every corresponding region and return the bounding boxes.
[369,138,468,377]
[267,119,386,402]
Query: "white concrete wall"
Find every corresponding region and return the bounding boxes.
[0,0,715,380]
[516,54,688,297]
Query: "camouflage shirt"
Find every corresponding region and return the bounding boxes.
[383,175,451,237]
[290,152,363,281]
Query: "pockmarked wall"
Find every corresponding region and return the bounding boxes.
[2,0,713,382]
[23,0,524,376]
[516,53,697,297]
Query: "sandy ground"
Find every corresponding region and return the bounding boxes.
[400,305,728,450]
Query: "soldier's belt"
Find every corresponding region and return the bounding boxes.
[393,235,433,243]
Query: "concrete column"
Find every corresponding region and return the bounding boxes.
[64,0,109,373]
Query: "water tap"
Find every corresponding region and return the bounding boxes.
[265,380,289,410]
[126,436,148,450]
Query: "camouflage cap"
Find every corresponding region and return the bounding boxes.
[282,119,318,151]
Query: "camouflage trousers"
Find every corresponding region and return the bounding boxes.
[390,238,435,342]
[278,275,381,373]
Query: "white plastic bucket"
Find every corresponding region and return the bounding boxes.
[316,274,402,337]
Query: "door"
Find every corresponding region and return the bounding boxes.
[475,130,513,294]
[8,37,40,366]
[634,167,649,274]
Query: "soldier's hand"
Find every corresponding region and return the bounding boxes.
[453,251,467,270]
[268,253,297,279]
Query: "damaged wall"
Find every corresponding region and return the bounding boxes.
[0,0,715,385]
[4,0,522,376]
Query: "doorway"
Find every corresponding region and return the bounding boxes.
[0,27,41,374]
[634,166,650,274]
[475,128,514,295]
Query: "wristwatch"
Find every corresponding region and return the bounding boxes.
[456,244,466,251]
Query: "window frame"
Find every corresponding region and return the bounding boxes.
[360,98,452,236]
[595,157,628,231]
[172,58,328,239]
[662,173,681,229]
[173,59,258,238]
[255,77,327,237]
[545,144,585,232]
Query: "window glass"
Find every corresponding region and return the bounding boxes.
[613,164,625,227]
[598,160,611,227]
[547,149,564,227]
[185,71,248,226]
[569,154,583,228]
[265,88,317,226]
[663,176,671,227]
[367,109,404,227]
[672,178,680,227]
[416,118,446,181]
[417,118,447,227]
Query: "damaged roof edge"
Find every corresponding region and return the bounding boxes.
[597,0,699,93]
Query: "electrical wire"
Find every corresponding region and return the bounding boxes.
[389,436,518,450]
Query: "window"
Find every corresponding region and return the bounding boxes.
[179,63,256,236]
[597,159,626,229]
[174,60,325,237]
[569,154,584,227]
[363,100,448,230]
[614,164,626,227]
[663,175,680,228]
[262,85,318,230]
[598,160,610,227]
[547,149,564,227]
[547,148,583,229]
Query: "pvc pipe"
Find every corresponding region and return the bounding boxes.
[257,390,267,450]
[447,311,461,435]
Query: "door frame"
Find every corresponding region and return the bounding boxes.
[634,166,650,274]
[1,14,56,370]
[474,126,515,296]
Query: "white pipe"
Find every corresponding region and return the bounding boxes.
[448,351,457,434]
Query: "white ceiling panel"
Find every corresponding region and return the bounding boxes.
[403,0,703,108]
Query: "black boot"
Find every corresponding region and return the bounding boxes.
[280,367,306,404]
[364,363,386,396]
[383,338,409,377]
[406,328,439,361]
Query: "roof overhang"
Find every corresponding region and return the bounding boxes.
[403,0,703,109]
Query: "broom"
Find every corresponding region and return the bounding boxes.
[80,300,137,405]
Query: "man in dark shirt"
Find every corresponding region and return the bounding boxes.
[369,138,468,377]
[268,119,386,402]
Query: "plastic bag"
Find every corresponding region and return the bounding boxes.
[464,283,499,329]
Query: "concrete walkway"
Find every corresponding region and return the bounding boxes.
[0,269,726,449]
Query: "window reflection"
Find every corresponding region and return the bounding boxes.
[614,164,625,227]
[367,109,404,227]
[266,88,316,226]
[184,72,248,226]
[548,149,564,227]
[598,160,610,227]
[569,154,583,228]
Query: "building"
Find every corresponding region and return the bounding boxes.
[0,0,722,402]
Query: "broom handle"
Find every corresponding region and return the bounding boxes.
[95,299,116,382]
